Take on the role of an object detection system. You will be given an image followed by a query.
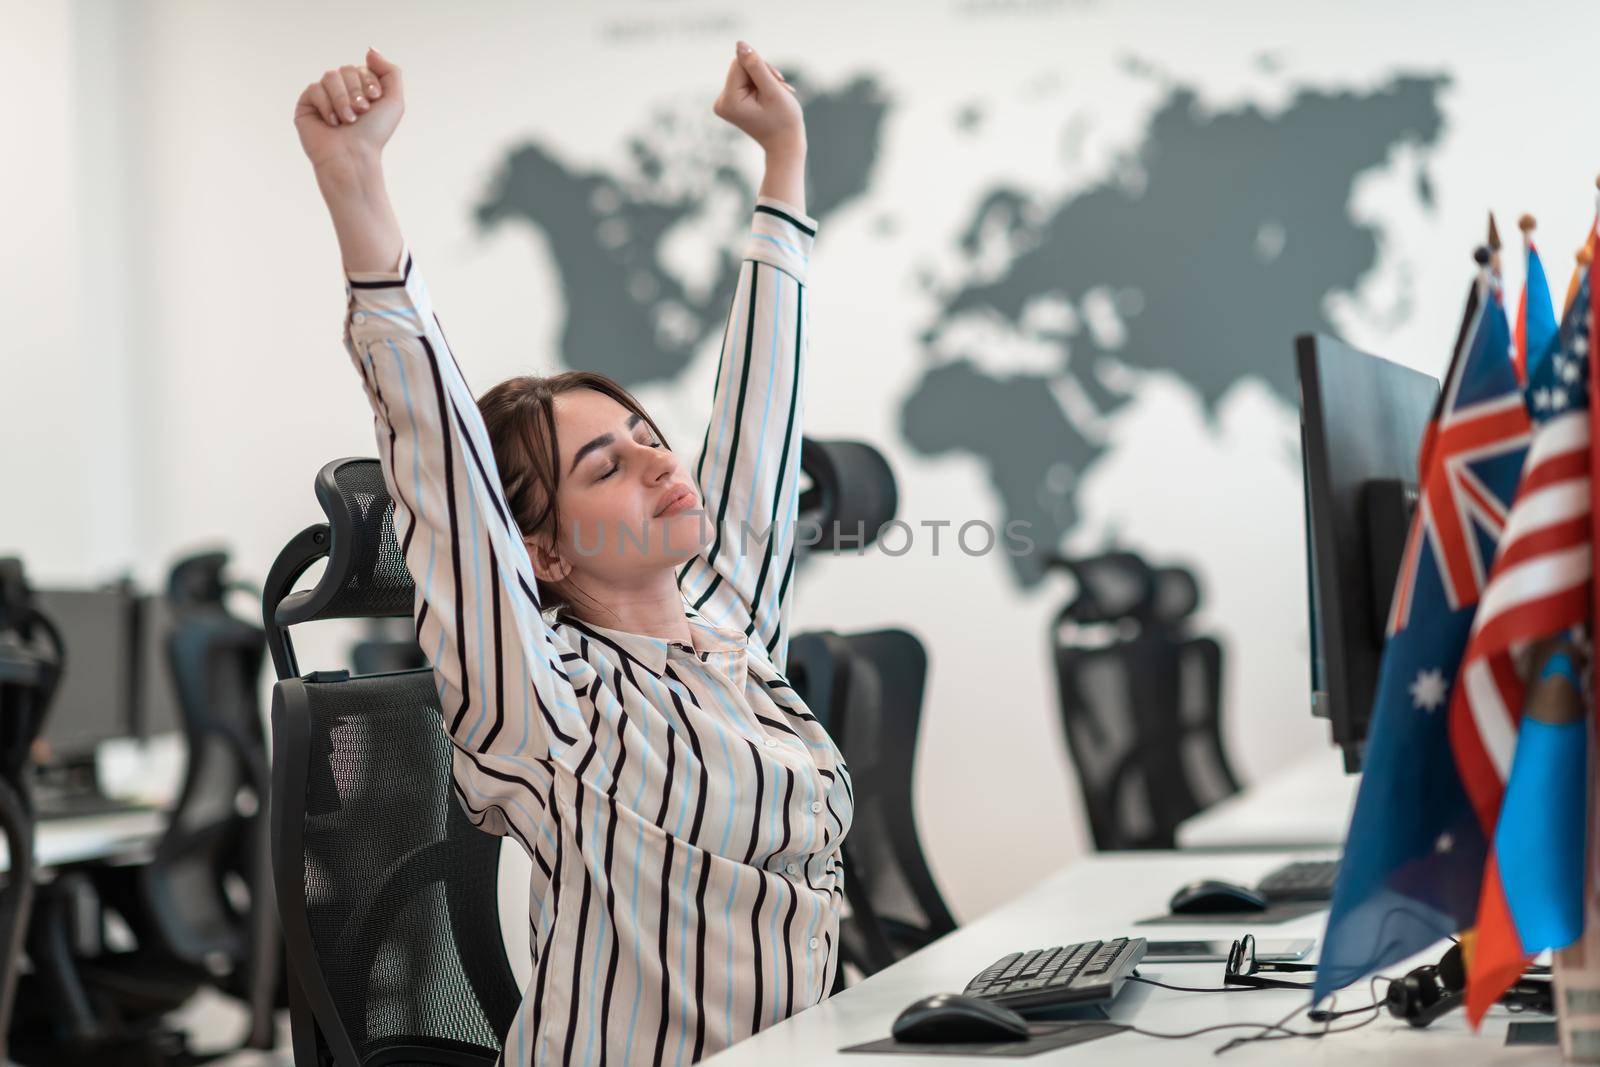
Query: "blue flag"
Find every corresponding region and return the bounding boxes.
[1313,262,1531,1002]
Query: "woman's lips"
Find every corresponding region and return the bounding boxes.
[657,487,697,517]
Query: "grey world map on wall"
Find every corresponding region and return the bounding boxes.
[476,70,1448,589]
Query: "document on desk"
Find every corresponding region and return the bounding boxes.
[842,1021,1122,1057]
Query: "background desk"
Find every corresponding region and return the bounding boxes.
[704,850,1543,1065]
[1176,754,1358,851]
[19,810,168,871]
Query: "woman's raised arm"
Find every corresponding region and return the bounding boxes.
[294,48,405,273]
[295,52,588,813]
[678,43,817,674]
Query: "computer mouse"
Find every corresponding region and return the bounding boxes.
[1169,879,1270,914]
[891,992,1031,1044]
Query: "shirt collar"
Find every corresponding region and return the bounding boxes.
[560,606,746,674]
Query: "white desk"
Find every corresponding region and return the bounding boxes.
[703,851,1546,1065]
[1176,755,1359,851]
[24,810,168,871]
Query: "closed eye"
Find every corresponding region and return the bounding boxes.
[595,436,664,481]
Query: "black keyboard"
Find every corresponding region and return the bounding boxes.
[963,937,1146,1013]
[1256,859,1339,902]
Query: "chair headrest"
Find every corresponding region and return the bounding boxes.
[274,458,416,628]
[1050,552,1202,626]
[167,550,231,607]
[798,439,898,552]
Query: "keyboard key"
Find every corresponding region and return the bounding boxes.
[999,954,1033,980]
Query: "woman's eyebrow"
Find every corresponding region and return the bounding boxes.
[568,413,644,474]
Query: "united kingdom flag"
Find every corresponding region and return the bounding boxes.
[1315,250,1532,1004]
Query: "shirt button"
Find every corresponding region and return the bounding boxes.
[810,801,823,814]
[764,737,779,748]
[352,312,367,324]
[809,937,820,950]
[786,861,800,875]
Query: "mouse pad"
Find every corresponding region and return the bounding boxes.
[841,1021,1123,1057]
[1135,901,1326,926]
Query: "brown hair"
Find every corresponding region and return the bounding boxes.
[477,371,672,620]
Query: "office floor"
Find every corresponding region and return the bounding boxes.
[166,990,292,1066]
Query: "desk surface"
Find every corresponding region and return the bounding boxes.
[0,810,167,874]
[1176,754,1358,851]
[703,851,1545,1065]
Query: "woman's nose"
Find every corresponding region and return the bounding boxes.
[640,442,676,482]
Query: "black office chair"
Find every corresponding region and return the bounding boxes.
[350,619,428,676]
[786,443,957,979]
[266,457,519,1067]
[0,560,62,1057]
[71,553,280,1055]
[1048,552,1240,850]
[796,439,899,567]
[827,629,957,977]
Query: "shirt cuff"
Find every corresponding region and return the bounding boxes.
[344,245,426,343]
[744,196,817,283]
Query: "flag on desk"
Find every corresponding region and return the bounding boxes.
[1454,222,1599,1025]
[1515,215,1560,383]
[1313,249,1532,1004]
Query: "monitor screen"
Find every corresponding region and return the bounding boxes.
[1296,333,1440,772]
[135,594,183,738]
[31,586,139,763]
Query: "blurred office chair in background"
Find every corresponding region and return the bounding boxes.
[266,458,518,1066]
[0,560,63,1059]
[79,551,280,1052]
[1047,551,1240,850]
[349,618,427,676]
[786,442,956,981]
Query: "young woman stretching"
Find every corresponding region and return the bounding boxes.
[294,41,851,1066]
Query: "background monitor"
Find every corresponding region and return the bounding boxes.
[134,593,183,738]
[1296,333,1441,773]
[31,584,140,767]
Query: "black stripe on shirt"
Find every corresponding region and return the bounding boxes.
[346,254,413,288]
[651,833,678,1067]
[480,545,506,752]
[420,335,473,739]
[692,261,763,607]
[753,203,816,237]
[745,280,802,647]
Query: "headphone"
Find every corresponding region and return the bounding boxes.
[1384,943,1553,1028]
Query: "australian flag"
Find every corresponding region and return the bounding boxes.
[1314,254,1532,1002]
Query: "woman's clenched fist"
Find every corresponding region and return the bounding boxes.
[294,47,405,171]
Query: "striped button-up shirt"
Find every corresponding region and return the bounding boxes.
[341,196,851,1065]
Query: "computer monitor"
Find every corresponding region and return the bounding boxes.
[1296,333,1441,772]
[134,593,183,738]
[30,584,140,772]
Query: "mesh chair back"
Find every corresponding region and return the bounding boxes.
[272,672,518,1065]
[144,597,268,971]
[1050,554,1239,850]
[803,629,955,977]
[267,458,517,1066]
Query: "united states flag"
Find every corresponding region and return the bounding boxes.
[1449,225,1598,1023]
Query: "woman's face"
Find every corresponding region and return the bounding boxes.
[542,388,708,583]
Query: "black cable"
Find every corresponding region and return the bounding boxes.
[1114,971,1393,1055]
[1213,976,1390,1055]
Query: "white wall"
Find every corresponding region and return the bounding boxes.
[9,0,1600,924]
